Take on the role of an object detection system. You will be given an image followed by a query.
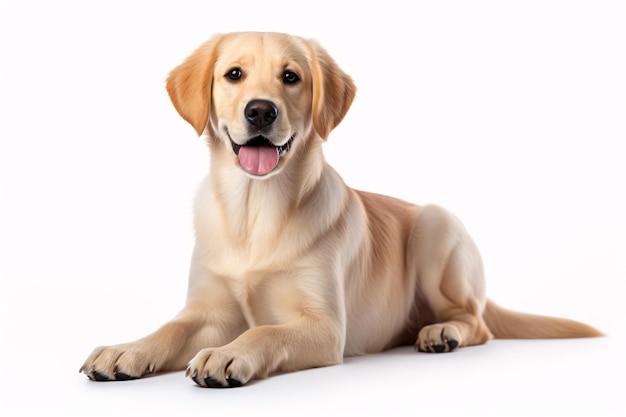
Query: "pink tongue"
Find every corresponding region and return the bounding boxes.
[238,144,279,176]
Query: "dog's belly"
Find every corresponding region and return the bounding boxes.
[341,267,415,355]
[342,275,437,355]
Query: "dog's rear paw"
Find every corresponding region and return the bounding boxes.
[79,344,156,381]
[415,323,461,353]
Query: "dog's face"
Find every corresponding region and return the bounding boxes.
[166,32,356,178]
[210,33,312,177]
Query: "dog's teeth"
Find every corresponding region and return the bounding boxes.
[277,137,294,157]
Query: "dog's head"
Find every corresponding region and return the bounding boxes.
[166,32,356,178]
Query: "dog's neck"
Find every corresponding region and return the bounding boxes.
[207,138,342,247]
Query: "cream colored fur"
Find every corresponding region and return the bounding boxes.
[80,32,602,387]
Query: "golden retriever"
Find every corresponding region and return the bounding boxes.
[80,32,602,387]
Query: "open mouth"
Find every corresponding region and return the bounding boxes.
[230,135,294,176]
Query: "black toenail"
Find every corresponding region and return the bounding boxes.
[92,371,111,381]
[205,376,226,388]
[433,344,446,353]
[227,377,242,387]
[114,371,135,381]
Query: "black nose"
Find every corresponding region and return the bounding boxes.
[245,99,278,129]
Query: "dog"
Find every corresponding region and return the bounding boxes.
[80,32,602,387]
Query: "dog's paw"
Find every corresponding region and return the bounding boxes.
[186,348,254,388]
[79,344,157,381]
[416,323,461,353]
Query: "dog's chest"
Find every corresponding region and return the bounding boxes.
[226,270,301,328]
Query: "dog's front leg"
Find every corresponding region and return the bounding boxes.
[79,312,198,381]
[80,274,247,381]
[186,317,344,388]
[186,267,346,388]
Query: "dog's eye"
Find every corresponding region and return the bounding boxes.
[226,68,243,81]
[282,70,300,84]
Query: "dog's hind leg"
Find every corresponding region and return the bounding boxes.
[408,205,493,353]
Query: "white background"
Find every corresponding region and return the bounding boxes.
[1,0,624,416]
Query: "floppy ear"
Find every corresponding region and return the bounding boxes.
[308,40,357,140]
[166,34,222,136]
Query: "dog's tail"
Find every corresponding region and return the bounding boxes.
[483,299,604,339]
